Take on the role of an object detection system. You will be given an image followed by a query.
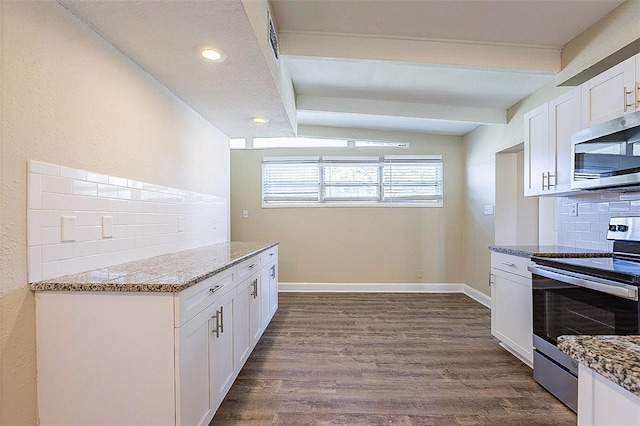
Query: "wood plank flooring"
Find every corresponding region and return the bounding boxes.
[210,293,576,425]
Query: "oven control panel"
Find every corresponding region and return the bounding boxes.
[607,217,640,241]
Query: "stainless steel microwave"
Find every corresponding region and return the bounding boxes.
[571,110,640,190]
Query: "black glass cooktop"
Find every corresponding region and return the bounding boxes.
[532,255,640,285]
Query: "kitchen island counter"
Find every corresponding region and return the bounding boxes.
[29,241,278,292]
[489,245,611,259]
[558,335,640,397]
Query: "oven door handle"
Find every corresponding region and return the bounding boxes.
[528,265,639,301]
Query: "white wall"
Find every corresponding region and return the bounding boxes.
[231,128,465,285]
[0,2,230,423]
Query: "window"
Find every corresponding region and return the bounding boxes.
[262,155,443,207]
[230,137,409,149]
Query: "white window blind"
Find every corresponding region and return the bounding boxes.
[322,156,380,202]
[262,155,443,207]
[383,155,443,206]
[262,157,320,203]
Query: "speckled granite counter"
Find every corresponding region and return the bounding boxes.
[30,241,278,293]
[489,245,611,259]
[558,335,640,397]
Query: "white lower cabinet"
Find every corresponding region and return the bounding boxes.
[578,364,640,426]
[490,252,533,366]
[35,248,278,426]
[268,261,278,317]
[177,301,215,426]
[210,288,236,412]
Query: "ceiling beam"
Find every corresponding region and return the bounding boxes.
[297,95,506,125]
[280,31,560,73]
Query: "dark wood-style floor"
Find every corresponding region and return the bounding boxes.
[211,293,576,425]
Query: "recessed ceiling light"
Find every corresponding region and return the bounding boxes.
[201,48,227,62]
[252,117,269,124]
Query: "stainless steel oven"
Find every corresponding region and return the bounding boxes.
[572,110,640,190]
[528,217,640,413]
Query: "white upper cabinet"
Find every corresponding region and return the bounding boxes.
[524,88,580,197]
[581,55,638,128]
[524,102,549,196]
[549,88,581,193]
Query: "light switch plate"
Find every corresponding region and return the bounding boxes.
[102,215,113,238]
[243,210,249,219]
[61,215,76,242]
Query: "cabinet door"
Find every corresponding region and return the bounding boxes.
[260,266,271,329]
[177,305,214,426]
[524,103,550,196]
[211,289,236,412]
[234,278,252,369]
[549,88,580,193]
[581,56,636,128]
[269,261,278,317]
[249,276,263,345]
[491,269,533,365]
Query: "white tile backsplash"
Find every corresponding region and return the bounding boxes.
[558,191,640,251]
[28,160,228,282]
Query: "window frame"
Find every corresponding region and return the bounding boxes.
[262,155,443,208]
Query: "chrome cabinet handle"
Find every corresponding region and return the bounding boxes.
[624,86,634,112]
[212,311,220,338]
[502,262,516,267]
[547,172,556,188]
[636,82,640,109]
[251,279,258,298]
[249,263,257,269]
[209,284,222,293]
[541,172,547,190]
[270,265,276,279]
[212,306,224,337]
[269,252,275,257]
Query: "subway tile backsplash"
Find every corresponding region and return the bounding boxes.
[558,191,640,251]
[28,160,228,282]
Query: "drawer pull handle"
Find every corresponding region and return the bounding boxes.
[219,306,224,334]
[249,263,257,269]
[209,285,223,293]
[502,262,516,267]
[269,253,275,256]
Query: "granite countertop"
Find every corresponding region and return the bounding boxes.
[489,245,611,259]
[558,335,640,397]
[30,241,278,293]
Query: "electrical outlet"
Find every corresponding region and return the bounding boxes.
[212,217,217,229]
[178,216,184,232]
[570,203,578,217]
[483,205,494,215]
[61,215,76,242]
[102,215,113,238]
[243,210,249,219]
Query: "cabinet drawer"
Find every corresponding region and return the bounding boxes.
[261,246,278,265]
[236,256,262,283]
[175,267,235,327]
[491,252,531,278]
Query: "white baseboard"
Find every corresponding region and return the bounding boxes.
[463,285,491,308]
[279,282,491,308]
